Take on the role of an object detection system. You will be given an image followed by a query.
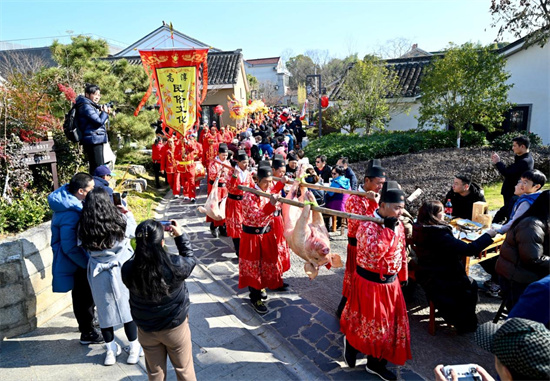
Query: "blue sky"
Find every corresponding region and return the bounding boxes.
[0,0,509,60]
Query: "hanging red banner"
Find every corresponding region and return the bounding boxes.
[135,48,209,136]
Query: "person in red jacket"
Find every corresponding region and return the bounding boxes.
[202,126,220,169]
[177,135,198,202]
[151,136,165,188]
[189,133,203,190]
[161,138,180,198]
[219,126,233,144]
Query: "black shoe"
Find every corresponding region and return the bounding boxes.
[271,282,289,292]
[343,336,356,368]
[211,227,219,238]
[366,358,397,381]
[252,299,268,314]
[219,226,228,237]
[80,329,104,345]
[260,288,268,300]
[336,296,347,319]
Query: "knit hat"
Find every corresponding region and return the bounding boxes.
[475,318,550,380]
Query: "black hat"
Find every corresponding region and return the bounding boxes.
[380,181,405,203]
[287,153,298,162]
[365,159,386,178]
[257,166,273,180]
[236,150,248,162]
[273,154,285,162]
[258,160,271,168]
[218,143,228,153]
[271,159,285,169]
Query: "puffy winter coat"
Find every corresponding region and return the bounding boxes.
[496,216,550,284]
[75,95,109,145]
[48,185,89,292]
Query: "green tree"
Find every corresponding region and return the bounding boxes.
[490,0,550,48]
[286,54,316,89]
[337,56,402,134]
[417,43,512,147]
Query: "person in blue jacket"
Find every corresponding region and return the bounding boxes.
[48,172,103,345]
[76,84,112,174]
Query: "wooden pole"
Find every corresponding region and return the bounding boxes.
[238,185,383,223]
[272,176,369,197]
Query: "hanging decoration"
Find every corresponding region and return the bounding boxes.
[321,95,329,108]
[134,48,209,137]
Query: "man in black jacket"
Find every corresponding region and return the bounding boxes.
[492,135,534,204]
[76,84,112,174]
[444,174,486,220]
[314,154,332,184]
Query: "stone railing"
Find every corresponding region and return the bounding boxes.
[0,222,72,340]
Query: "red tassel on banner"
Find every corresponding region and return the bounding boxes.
[134,80,153,116]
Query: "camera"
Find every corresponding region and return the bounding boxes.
[159,220,175,231]
[442,364,482,381]
[104,101,115,109]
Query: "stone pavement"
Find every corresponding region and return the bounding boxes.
[161,184,429,381]
[1,181,500,380]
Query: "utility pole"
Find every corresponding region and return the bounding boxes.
[306,74,322,138]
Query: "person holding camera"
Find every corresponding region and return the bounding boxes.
[78,187,142,366]
[76,84,112,174]
[122,219,197,381]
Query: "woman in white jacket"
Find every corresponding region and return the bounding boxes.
[79,187,142,366]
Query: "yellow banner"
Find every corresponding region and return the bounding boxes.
[156,66,196,135]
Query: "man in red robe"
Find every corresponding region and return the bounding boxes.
[337,159,386,318]
[207,144,230,237]
[202,126,220,169]
[225,150,255,257]
[239,166,282,314]
[160,138,180,198]
[177,135,198,201]
[340,182,411,381]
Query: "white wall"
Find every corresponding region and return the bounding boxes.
[504,43,550,144]
[387,102,420,131]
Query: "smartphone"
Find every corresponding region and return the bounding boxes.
[159,220,175,231]
[113,192,122,206]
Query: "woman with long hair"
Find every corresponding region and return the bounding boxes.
[496,190,550,310]
[79,187,140,366]
[121,219,196,381]
[412,200,497,333]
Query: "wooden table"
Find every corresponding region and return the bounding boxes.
[462,234,506,275]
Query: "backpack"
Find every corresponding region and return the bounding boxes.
[63,103,83,143]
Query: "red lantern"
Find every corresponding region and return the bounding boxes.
[214,105,224,115]
[321,95,329,108]
[248,99,252,105]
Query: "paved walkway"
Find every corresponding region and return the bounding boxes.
[1,181,499,380]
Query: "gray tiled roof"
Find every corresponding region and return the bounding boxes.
[0,47,57,76]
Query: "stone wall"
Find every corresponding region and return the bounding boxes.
[0,222,72,340]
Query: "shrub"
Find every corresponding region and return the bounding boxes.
[116,146,153,171]
[303,129,487,164]
[490,131,543,151]
[0,192,52,234]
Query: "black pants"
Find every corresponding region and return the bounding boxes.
[480,257,498,282]
[248,287,262,302]
[153,162,162,188]
[232,238,240,257]
[72,267,96,334]
[83,143,105,174]
[101,321,138,343]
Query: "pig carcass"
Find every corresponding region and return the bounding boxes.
[283,182,342,280]
[198,176,227,220]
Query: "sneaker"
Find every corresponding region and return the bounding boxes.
[211,227,219,238]
[126,340,144,364]
[252,299,268,314]
[80,329,105,345]
[104,341,121,366]
[174,194,180,199]
[366,358,397,381]
[190,198,196,203]
[260,288,268,300]
[486,281,501,297]
[343,336,356,368]
[183,196,190,201]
